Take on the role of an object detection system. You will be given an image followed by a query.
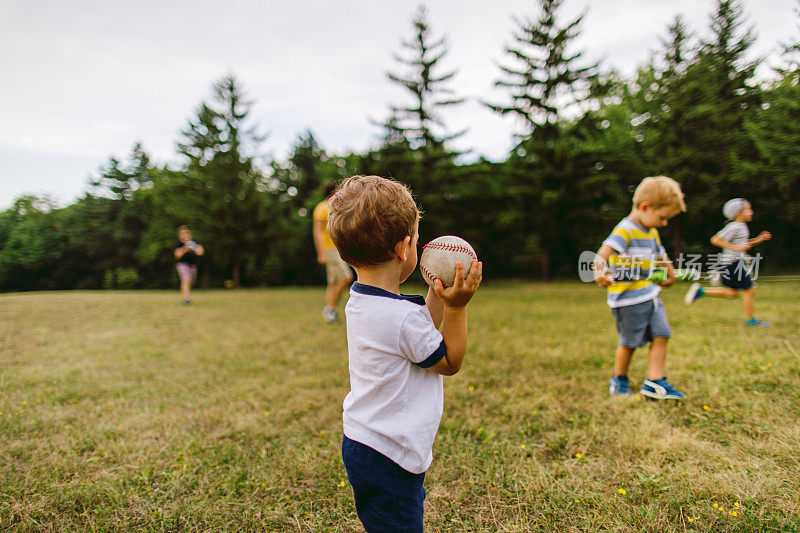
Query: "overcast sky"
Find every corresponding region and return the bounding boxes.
[0,0,796,209]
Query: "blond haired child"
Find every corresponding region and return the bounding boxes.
[327,175,482,531]
[594,176,687,399]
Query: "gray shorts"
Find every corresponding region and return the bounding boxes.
[611,297,671,348]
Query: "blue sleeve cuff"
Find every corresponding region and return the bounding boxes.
[414,340,446,368]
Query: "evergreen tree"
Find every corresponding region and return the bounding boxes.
[487,0,598,141]
[385,5,465,200]
[671,0,761,257]
[742,9,800,268]
[488,0,600,279]
[86,143,153,286]
[621,16,697,255]
[173,74,269,287]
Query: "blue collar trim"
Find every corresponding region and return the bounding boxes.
[351,282,425,306]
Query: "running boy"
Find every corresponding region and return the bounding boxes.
[594,176,687,399]
[684,198,772,326]
[327,175,482,532]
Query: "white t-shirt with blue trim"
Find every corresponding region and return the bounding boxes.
[342,282,446,474]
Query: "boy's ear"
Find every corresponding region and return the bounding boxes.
[394,236,411,261]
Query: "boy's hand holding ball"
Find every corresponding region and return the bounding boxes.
[420,236,482,307]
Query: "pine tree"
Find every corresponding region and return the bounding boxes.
[173,74,268,287]
[668,0,761,256]
[487,0,598,142]
[621,16,696,255]
[385,5,465,199]
[488,0,600,279]
[85,143,154,284]
[741,5,800,268]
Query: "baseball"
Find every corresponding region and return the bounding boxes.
[419,236,478,287]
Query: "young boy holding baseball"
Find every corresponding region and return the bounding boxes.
[684,198,772,326]
[594,176,687,399]
[327,175,482,532]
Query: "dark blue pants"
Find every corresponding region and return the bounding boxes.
[342,435,426,532]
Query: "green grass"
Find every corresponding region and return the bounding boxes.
[1,281,799,531]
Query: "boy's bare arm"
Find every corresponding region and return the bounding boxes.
[656,253,676,287]
[710,235,750,251]
[425,287,444,329]
[313,219,327,263]
[425,261,482,377]
[594,245,616,288]
[748,231,771,245]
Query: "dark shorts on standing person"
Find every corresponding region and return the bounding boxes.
[342,435,425,533]
[720,260,753,290]
[611,297,671,349]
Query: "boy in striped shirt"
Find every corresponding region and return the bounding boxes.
[594,176,687,399]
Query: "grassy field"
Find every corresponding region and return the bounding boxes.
[1,281,799,531]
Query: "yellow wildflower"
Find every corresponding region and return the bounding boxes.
[618,488,626,495]
[703,405,711,411]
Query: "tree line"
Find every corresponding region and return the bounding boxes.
[1,0,798,292]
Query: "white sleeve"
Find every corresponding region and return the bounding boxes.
[398,306,446,368]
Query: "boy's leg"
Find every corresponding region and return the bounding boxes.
[614,346,635,377]
[703,287,738,298]
[325,281,337,309]
[646,337,668,380]
[342,436,425,533]
[181,279,191,301]
[742,287,755,320]
[329,276,353,308]
[640,299,684,399]
[641,336,684,399]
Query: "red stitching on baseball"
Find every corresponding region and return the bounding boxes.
[419,263,436,282]
[423,241,477,260]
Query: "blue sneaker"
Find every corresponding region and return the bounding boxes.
[684,283,705,305]
[640,377,685,400]
[609,375,631,396]
[746,318,772,327]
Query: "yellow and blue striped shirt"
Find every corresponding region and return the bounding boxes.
[603,218,665,308]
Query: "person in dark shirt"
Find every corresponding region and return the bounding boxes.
[174,225,204,305]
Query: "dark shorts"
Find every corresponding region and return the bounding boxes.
[611,297,671,349]
[342,435,426,533]
[721,260,753,290]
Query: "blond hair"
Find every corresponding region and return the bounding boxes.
[632,176,686,212]
[327,175,419,267]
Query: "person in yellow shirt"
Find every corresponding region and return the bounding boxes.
[314,181,354,323]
